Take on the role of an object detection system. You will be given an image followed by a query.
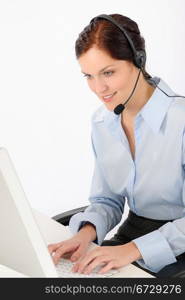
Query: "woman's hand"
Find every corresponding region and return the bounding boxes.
[72,242,142,274]
[48,223,97,265]
[48,236,89,265]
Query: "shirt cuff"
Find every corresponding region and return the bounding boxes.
[69,212,107,245]
[133,230,177,273]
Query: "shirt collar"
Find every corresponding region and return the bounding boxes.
[94,77,175,135]
[138,77,175,133]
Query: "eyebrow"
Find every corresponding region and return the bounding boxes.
[81,64,115,75]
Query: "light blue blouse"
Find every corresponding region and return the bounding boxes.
[69,77,185,273]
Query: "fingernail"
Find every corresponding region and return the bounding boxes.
[71,256,77,262]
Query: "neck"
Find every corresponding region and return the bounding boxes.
[122,72,155,117]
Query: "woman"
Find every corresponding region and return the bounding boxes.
[48,13,185,275]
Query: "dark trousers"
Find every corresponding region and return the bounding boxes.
[102,210,172,246]
[101,210,178,276]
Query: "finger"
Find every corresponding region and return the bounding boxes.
[73,249,101,273]
[98,261,115,274]
[47,242,63,254]
[70,244,87,262]
[52,244,79,265]
[62,251,74,259]
[71,253,90,273]
[83,256,109,274]
[52,247,68,265]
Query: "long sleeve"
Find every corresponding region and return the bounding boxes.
[69,134,125,245]
[133,129,185,273]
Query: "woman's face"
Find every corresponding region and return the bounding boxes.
[78,46,138,111]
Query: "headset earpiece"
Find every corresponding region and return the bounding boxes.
[134,50,146,69]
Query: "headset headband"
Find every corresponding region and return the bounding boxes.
[90,14,146,69]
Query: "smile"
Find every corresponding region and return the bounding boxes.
[102,92,117,102]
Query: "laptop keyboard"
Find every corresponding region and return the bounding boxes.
[56,258,118,278]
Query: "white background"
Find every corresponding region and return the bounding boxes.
[0,0,185,237]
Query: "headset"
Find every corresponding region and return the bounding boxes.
[90,14,185,115]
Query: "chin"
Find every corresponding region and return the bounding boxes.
[104,102,118,112]
[104,106,113,111]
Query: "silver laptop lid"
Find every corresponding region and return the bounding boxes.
[0,147,58,277]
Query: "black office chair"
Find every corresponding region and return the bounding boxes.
[53,206,185,278]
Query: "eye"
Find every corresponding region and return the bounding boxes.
[83,74,92,79]
[103,71,114,77]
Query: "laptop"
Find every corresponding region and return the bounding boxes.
[0,147,120,278]
[0,147,59,277]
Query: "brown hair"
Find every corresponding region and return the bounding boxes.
[75,13,151,79]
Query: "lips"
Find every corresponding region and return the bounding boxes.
[102,92,117,102]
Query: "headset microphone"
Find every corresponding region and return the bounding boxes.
[114,68,142,115]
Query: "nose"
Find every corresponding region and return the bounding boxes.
[93,78,108,95]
